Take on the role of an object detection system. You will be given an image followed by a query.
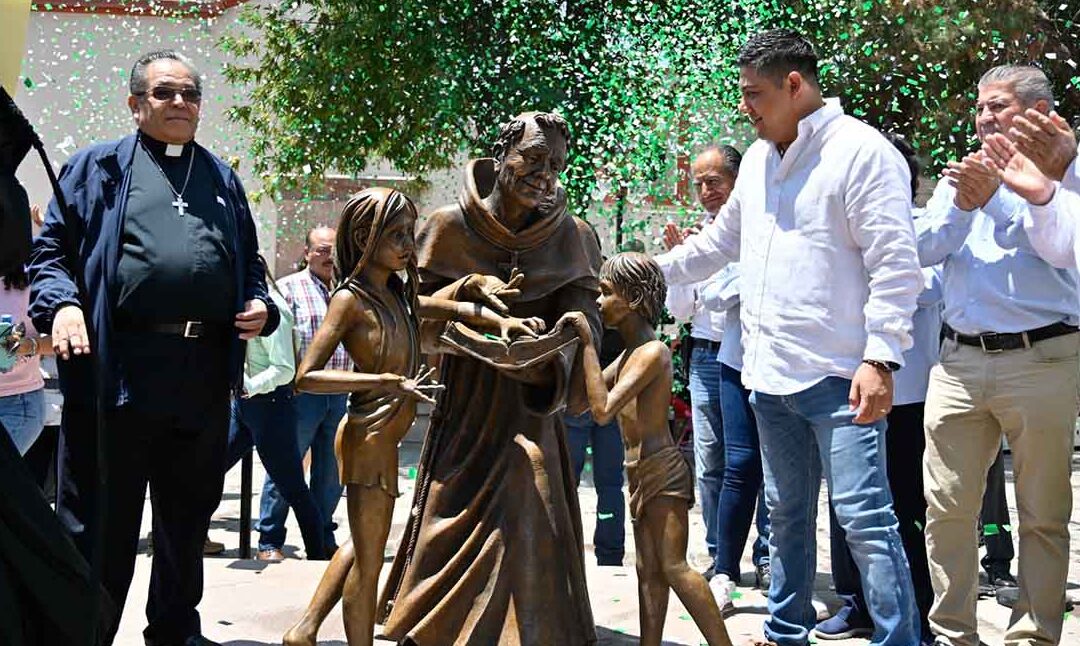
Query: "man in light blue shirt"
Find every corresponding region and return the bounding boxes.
[916,65,1080,646]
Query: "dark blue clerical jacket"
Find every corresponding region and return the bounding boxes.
[27,133,279,407]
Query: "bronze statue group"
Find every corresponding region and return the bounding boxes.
[10,24,1080,646]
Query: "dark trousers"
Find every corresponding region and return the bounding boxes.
[828,402,934,638]
[714,363,770,578]
[979,446,1014,571]
[57,394,229,646]
[564,410,626,565]
[224,386,326,558]
[23,423,59,502]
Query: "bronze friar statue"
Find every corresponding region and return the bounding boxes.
[375,112,602,645]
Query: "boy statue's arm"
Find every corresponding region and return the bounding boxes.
[561,311,664,426]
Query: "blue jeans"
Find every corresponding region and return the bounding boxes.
[257,392,345,551]
[751,377,917,646]
[225,387,326,558]
[713,363,770,578]
[564,410,626,565]
[0,389,46,455]
[688,342,724,557]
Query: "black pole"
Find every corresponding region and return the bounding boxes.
[239,447,253,559]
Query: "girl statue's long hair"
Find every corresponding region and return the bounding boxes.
[332,187,421,322]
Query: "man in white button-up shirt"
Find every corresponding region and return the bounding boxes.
[656,29,921,646]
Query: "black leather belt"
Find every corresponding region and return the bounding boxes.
[943,322,1078,353]
[691,338,722,354]
[143,321,231,340]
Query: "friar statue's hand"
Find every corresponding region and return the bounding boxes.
[458,267,526,314]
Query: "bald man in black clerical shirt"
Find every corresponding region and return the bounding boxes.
[29,50,277,646]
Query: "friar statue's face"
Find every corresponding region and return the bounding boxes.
[495,120,568,211]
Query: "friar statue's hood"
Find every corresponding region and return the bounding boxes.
[414,158,601,304]
[458,158,568,252]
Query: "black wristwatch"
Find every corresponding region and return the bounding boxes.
[862,359,900,373]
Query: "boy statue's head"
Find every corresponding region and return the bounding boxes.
[597,252,667,328]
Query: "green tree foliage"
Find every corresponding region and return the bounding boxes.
[779,0,1080,170]
[222,0,1080,219]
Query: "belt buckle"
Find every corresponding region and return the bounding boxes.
[978,333,1003,354]
[183,321,204,338]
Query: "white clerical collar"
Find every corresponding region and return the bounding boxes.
[165,143,184,158]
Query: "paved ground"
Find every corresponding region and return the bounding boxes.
[115,430,1080,645]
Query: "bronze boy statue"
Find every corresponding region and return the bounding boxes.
[561,252,733,646]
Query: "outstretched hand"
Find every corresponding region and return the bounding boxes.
[386,365,445,405]
[460,268,526,314]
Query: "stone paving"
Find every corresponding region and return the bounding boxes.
[115,435,1080,645]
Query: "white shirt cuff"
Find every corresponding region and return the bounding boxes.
[864,332,906,368]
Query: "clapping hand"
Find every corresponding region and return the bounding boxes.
[943,152,1001,211]
[981,133,1056,206]
[662,222,693,250]
[1009,109,1078,182]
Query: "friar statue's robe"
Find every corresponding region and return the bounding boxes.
[378,159,601,645]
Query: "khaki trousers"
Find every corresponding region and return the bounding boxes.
[923,333,1078,646]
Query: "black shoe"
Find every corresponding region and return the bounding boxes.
[995,586,1075,612]
[978,566,1017,598]
[597,555,624,567]
[182,636,222,646]
[700,563,716,582]
[755,562,771,590]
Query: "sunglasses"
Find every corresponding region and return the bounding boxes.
[139,86,202,103]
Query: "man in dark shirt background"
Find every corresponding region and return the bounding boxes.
[29,50,277,646]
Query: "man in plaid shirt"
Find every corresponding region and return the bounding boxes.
[257,226,351,561]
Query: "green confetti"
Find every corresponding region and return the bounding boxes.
[679,613,692,621]
[914,520,924,531]
[983,523,1000,536]
[730,590,743,600]
[22,77,32,89]
[597,512,615,520]
[407,467,417,480]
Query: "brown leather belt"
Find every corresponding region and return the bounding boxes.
[942,322,1078,353]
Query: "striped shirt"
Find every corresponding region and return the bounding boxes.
[277,268,352,372]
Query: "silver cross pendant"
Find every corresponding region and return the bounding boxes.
[173,197,189,216]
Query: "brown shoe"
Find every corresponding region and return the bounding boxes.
[256,548,285,562]
[203,537,226,555]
